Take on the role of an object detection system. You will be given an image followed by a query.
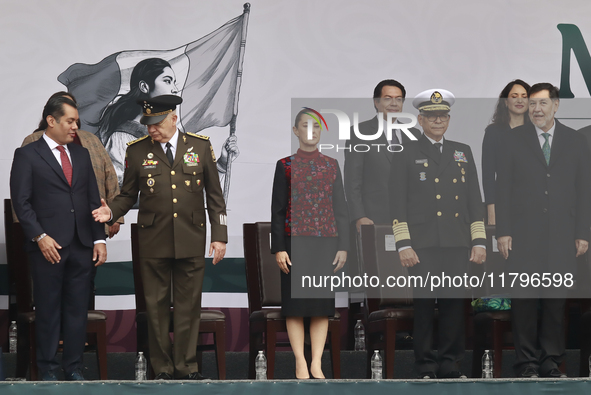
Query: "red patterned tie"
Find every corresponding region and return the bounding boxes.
[56,146,72,186]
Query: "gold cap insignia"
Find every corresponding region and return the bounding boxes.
[430,91,443,104]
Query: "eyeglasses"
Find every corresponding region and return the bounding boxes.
[423,114,450,122]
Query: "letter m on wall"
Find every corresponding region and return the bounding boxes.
[558,24,591,98]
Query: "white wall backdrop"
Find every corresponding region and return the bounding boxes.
[1,0,590,267]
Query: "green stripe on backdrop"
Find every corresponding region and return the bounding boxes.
[0,258,247,296]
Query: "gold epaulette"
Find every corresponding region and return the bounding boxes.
[186,132,210,140]
[126,135,149,146]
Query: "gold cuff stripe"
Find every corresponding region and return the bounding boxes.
[470,221,486,240]
[392,221,411,242]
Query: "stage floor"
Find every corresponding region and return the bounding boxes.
[1,378,591,395]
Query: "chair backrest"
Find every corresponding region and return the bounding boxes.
[360,224,412,313]
[243,222,281,315]
[130,223,147,314]
[4,199,34,314]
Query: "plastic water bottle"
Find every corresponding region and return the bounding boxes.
[371,350,382,379]
[354,320,366,351]
[135,352,147,381]
[482,350,493,378]
[255,350,267,380]
[8,321,17,354]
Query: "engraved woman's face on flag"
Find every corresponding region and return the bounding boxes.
[148,66,180,97]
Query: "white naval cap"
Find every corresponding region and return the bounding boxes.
[412,89,456,112]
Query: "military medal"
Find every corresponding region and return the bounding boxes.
[196,179,201,186]
[462,176,465,183]
[185,180,191,186]
[453,150,467,163]
[461,168,466,175]
[147,178,155,187]
[183,152,199,166]
[150,188,154,193]
[142,159,158,169]
[419,172,427,181]
[147,153,154,159]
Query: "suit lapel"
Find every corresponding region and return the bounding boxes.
[548,121,565,169]
[524,125,548,167]
[34,138,70,186]
[418,135,440,165]
[69,144,81,187]
[437,139,453,176]
[172,132,185,169]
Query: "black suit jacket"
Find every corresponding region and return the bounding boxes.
[496,120,591,275]
[389,135,485,250]
[344,116,421,224]
[10,137,104,252]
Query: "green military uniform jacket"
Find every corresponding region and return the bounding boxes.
[109,131,227,258]
[389,135,485,250]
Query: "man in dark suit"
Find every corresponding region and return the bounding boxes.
[496,83,591,378]
[344,79,421,232]
[10,95,107,381]
[93,95,227,380]
[389,89,486,379]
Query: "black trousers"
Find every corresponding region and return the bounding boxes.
[511,298,565,375]
[409,247,469,376]
[29,234,93,374]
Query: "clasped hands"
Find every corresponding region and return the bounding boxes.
[275,250,347,274]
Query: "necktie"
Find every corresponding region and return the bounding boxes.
[165,142,174,166]
[542,133,551,165]
[433,142,442,161]
[56,146,72,186]
[391,131,400,145]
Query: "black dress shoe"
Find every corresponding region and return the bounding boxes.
[542,368,567,378]
[64,369,85,381]
[417,371,437,379]
[181,372,210,380]
[154,372,174,380]
[440,371,467,379]
[519,366,539,378]
[41,370,58,381]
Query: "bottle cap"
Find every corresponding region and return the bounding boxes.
[139,352,143,355]
[484,350,490,352]
[258,350,264,354]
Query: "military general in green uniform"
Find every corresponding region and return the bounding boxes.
[389,89,486,379]
[93,95,227,380]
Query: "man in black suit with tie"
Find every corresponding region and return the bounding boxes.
[496,83,591,378]
[10,95,107,381]
[344,79,422,232]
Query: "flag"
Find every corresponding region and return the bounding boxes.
[57,8,249,135]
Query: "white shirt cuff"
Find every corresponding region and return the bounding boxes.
[94,240,106,244]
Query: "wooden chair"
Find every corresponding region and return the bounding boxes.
[360,224,413,379]
[4,199,108,380]
[130,223,226,379]
[243,222,341,379]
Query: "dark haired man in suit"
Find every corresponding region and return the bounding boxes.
[496,83,591,378]
[10,94,107,381]
[345,79,421,232]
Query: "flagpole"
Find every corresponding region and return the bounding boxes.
[223,3,251,203]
